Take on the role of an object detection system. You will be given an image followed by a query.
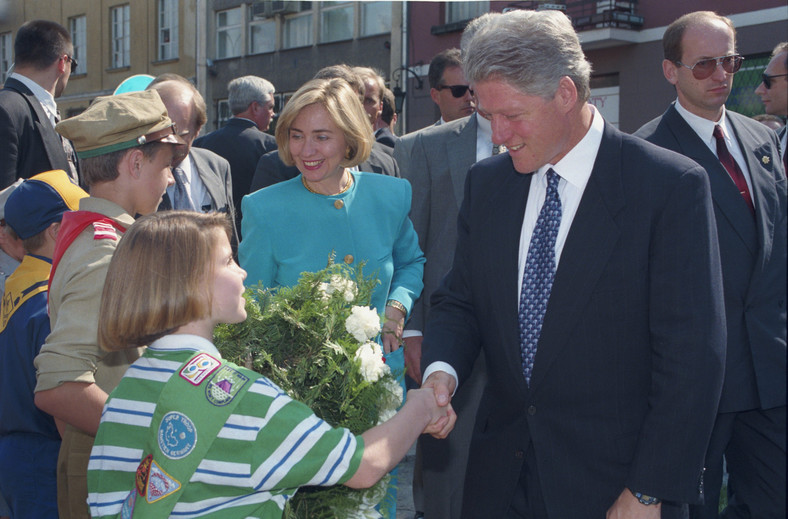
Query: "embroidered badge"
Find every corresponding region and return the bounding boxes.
[158,412,197,460]
[92,221,119,241]
[179,353,221,386]
[762,155,771,165]
[120,490,137,519]
[146,459,181,503]
[205,365,249,406]
[135,454,153,496]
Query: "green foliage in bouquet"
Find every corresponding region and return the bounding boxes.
[214,260,402,518]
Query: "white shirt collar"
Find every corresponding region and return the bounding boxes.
[674,98,730,147]
[10,72,58,122]
[147,333,221,358]
[538,104,605,190]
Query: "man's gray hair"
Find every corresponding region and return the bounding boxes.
[228,75,275,115]
[463,9,592,102]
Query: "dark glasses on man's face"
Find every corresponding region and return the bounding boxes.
[676,54,743,80]
[762,72,788,89]
[437,84,473,98]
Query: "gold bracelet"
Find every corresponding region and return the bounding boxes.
[385,299,407,315]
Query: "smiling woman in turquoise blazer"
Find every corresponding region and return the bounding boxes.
[238,75,424,518]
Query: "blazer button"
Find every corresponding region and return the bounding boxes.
[334,199,344,209]
[514,450,524,459]
[527,405,536,415]
[344,254,354,264]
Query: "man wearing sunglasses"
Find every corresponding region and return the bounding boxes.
[755,42,788,171]
[0,20,79,189]
[637,11,786,519]
[428,48,476,125]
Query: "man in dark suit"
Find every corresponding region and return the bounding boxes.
[248,66,399,193]
[0,20,78,188]
[421,9,726,518]
[194,75,277,235]
[147,75,236,240]
[636,12,786,519]
[373,87,398,150]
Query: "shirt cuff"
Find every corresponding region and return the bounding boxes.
[402,329,423,338]
[422,361,458,397]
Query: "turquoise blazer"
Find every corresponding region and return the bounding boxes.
[239,171,425,318]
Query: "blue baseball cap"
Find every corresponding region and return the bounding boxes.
[4,170,88,239]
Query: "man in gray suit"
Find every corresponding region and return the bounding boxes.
[636,12,786,518]
[147,75,237,240]
[396,49,503,517]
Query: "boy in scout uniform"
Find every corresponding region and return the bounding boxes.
[0,170,88,518]
[33,90,184,519]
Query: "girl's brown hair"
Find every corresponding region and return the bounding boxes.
[98,211,231,350]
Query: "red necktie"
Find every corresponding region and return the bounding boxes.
[713,125,754,217]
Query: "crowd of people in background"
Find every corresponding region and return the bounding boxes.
[0,7,785,519]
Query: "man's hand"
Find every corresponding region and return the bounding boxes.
[606,488,661,519]
[421,371,457,438]
[403,335,423,383]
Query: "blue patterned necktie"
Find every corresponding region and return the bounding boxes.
[519,168,562,386]
[172,167,196,210]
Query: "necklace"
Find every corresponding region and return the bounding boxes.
[301,169,353,195]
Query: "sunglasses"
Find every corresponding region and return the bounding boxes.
[65,55,78,71]
[762,72,788,89]
[675,54,743,80]
[437,84,473,98]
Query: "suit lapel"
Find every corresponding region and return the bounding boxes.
[662,107,757,256]
[7,78,71,172]
[727,114,779,273]
[189,150,220,211]
[447,116,478,206]
[484,159,534,394]
[528,124,625,391]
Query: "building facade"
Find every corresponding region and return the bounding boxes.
[0,0,200,118]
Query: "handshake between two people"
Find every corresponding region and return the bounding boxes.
[412,370,458,439]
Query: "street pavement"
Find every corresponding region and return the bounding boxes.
[396,444,417,518]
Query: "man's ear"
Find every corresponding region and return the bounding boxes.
[663,59,679,86]
[430,87,441,106]
[48,221,61,240]
[555,76,579,115]
[124,148,145,180]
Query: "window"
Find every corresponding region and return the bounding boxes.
[217,99,232,129]
[1,32,12,82]
[68,16,86,74]
[250,18,275,54]
[217,7,243,58]
[158,0,178,60]
[446,2,488,24]
[283,12,313,49]
[361,1,391,37]
[111,4,130,68]
[320,2,353,43]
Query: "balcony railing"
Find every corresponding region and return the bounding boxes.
[503,0,644,31]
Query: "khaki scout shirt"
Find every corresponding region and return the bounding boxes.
[34,197,141,393]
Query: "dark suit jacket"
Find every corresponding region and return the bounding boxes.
[0,77,71,188]
[159,147,238,242]
[193,117,277,228]
[636,105,786,413]
[248,141,400,193]
[375,127,398,150]
[422,122,726,517]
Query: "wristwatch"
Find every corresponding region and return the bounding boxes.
[630,490,661,505]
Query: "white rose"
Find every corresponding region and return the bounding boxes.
[354,341,389,382]
[345,306,381,343]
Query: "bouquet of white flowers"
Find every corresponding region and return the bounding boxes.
[214,260,402,518]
